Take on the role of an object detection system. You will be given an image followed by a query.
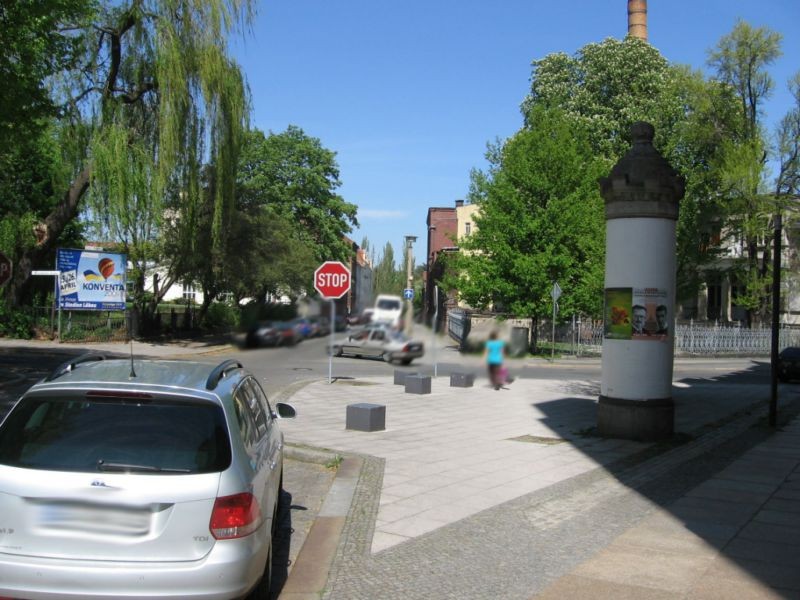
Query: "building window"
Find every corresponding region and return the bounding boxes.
[465,222,471,235]
[182,283,196,303]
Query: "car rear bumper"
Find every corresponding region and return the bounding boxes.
[0,531,269,600]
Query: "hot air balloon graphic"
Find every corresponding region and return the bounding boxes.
[98,258,115,279]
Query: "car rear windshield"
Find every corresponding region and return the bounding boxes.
[377,299,401,310]
[0,394,232,474]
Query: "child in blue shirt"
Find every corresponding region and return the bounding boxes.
[484,330,507,390]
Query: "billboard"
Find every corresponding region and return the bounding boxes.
[57,248,127,310]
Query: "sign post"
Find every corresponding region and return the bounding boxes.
[551,282,562,360]
[314,261,351,383]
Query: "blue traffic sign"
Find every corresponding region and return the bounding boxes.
[403,288,414,300]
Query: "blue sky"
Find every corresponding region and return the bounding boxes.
[230,0,799,265]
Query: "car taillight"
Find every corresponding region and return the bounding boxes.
[209,493,262,539]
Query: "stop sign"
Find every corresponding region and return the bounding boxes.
[314,261,351,299]
[0,251,12,287]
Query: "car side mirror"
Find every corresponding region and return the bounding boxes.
[274,402,296,419]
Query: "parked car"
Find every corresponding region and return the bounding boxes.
[778,346,800,382]
[309,315,330,337]
[245,321,283,347]
[246,321,299,348]
[330,324,424,365]
[347,308,374,326]
[289,317,314,339]
[275,320,301,346]
[333,314,348,332]
[0,353,296,600]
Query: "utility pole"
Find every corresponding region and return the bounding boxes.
[404,235,417,335]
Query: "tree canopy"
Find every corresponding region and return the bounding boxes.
[446,107,605,324]
[237,126,359,264]
[3,0,253,312]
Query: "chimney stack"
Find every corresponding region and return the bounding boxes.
[627,0,647,41]
[455,199,464,208]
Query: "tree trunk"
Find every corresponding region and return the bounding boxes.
[8,166,91,307]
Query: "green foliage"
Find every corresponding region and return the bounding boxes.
[0,305,35,339]
[239,303,296,331]
[704,20,787,324]
[523,37,683,160]
[201,302,240,330]
[77,0,252,316]
[237,127,359,264]
[0,0,95,146]
[372,242,405,296]
[449,107,605,320]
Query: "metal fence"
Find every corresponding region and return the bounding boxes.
[19,304,202,342]
[449,309,800,357]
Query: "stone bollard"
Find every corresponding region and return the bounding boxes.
[346,403,386,432]
[394,369,409,385]
[449,372,475,388]
[405,374,431,395]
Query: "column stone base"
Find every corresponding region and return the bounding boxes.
[597,395,674,441]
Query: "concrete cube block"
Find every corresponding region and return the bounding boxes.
[450,372,475,388]
[394,369,409,385]
[346,403,386,432]
[405,374,431,395]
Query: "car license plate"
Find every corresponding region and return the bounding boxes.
[39,502,151,535]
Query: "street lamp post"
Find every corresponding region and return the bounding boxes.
[770,212,782,427]
[404,235,417,335]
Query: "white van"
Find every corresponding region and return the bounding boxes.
[372,294,404,328]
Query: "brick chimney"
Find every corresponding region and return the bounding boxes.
[627,0,647,41]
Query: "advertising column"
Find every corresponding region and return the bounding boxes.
[598,122,684,441]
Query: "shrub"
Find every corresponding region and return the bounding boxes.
[0,305,34,339]
[202,302,240,330]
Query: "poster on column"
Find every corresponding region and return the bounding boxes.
[604,288,632,340]
[57,248,127,310]
[631,287,669,340]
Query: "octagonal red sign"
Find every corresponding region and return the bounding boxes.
[0,252,12,287]
[314,261,351,299]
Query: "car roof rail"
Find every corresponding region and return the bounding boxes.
[206,359,244,390]
[45,352,107,381]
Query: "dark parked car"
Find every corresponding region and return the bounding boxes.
[778,347,800,382]
[289,317,314,339]
[309,316,330,336]
[247,321,300,348]
[246,321,283,347]
[333,314,348,332]
[0,354,296,600]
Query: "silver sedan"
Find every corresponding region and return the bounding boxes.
[331,325,424,365]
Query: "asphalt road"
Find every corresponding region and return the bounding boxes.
[226,331,774,398]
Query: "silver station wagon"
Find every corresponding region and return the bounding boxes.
[0,354,296,600]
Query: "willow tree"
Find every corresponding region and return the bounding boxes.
[7,0,252,312]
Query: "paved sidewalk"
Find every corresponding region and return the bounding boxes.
[534,416,800,599]
[279,372,800,599]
